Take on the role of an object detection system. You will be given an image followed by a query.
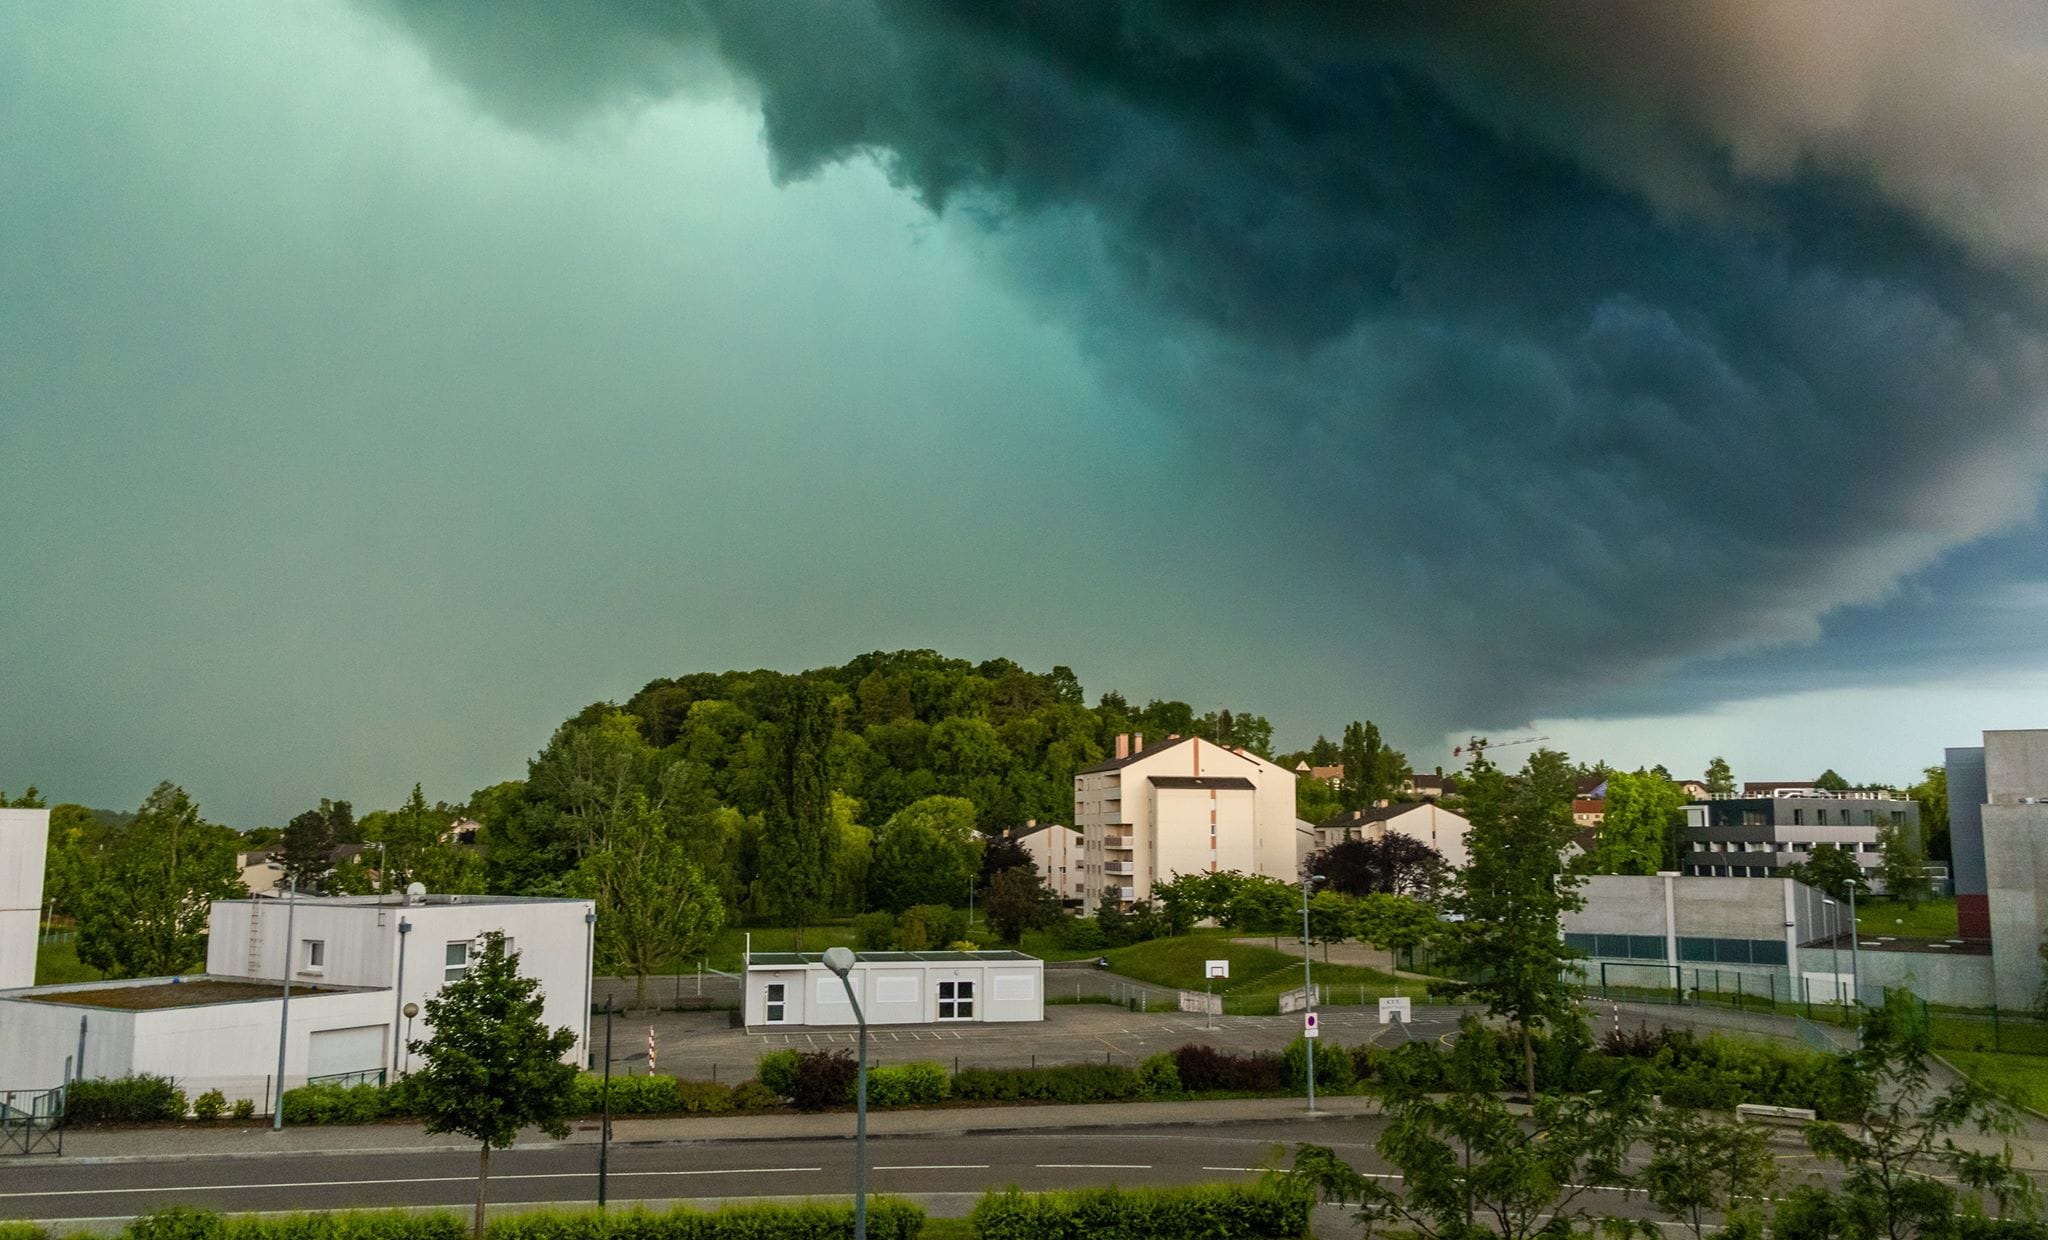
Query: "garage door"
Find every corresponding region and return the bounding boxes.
[307,1025,387,1078]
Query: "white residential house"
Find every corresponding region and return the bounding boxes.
[1309,802,1472,869]
[0,808,49,990]
[1074,733,1299,913]
[1010,821,1084,905]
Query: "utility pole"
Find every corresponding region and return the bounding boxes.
[272,878,297,1131]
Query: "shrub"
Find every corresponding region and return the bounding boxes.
[1049,916,1107,952]
[949,1063,1141,1104]
[791,1050,859,1111]
[280,1083,395,1126]
[1284,1035,1355,1093]
[729,1079,779,1111]
[230,1098,255,1120]
[904,904,966,948]
[971,1184,1310,1240]
[191,1089,226,1121]
[491,1199,925,1240]
[865,1061,948,1108]
[757,1049,800,1100]
[855,911,897,950]
[123,1207,222,1240]
[1138,1053,1182,1099]
[1172,1045,1289,1094]
[0,1224,47,1240]
[66,1075,188,1124]
[675,1079,734,1114]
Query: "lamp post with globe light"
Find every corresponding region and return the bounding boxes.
[822,947,868,1240]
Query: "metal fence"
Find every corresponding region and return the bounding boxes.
[592,967,741,1013]
[306,1068,386,1089]
[0,1086,65,1156]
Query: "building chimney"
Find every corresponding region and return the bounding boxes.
[1115,733,1129,759]
[1026,817,1037,829]
[1134,733,1144,753]
[1168,733,1180,741]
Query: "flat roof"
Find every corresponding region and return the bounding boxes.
[213,893,587,909]
[747,950,1038,967]
[7,977,368,1011]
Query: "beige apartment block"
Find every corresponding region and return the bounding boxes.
[1074,733,1299,913]
[1010,821,1085,905]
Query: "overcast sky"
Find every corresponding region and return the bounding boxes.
[6,2,2047,824]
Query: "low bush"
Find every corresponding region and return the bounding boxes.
[971,1184,1309,1240]
[191,1089,226,1121]
[1283,1036,1355,1094]
[855,911,897,950]
[729,1079,779,1111]
[123,1207,230,1240]
[791,1050,859,1111]
[675,1079,734,1114]
[279,1083,395,1126]
[903,904,967,948]
[115,1199,925,1240]
[0,1223,48,1240]
[757,1049,800,1099]
[1137,1052,1182,1098]
[865,1061,948,1108]
[67,1075,188,1124]
[230,1098,256,1120]
[1173,1045,1288,1094]
[949,1063,1141,1104]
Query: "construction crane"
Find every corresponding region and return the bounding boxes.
[1452,734,1550,759]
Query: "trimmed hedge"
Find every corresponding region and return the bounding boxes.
[950,1063,1142,1104]
[0,1224,49,1240]
[971,1184,1309,1240]
[1173,1045,1288,1094]
[865,1061,948,1108]
[115,1200,925,1240]
[66,1075,188,1124]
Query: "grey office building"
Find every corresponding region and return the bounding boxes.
[1682,792,1917,887]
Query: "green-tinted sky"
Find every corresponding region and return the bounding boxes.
[6,2,2048,822]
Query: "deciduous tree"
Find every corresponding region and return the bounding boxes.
[1589,771,1684,876]
[1704,756,1735,796]
[77,782,246,978]
[278,798,352,890]
[1309,834,1447,898]
[869,795,981,912]
[759,681,835,944]
[407,932,578,1238]
[578,791,725,1006]
[985,866,1058,944]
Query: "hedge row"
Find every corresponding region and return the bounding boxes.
[65,1075,187,1124]
[971,1185,1310,1240]
[82,1201,927,1240]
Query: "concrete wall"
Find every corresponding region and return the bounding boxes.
[1986,729,2048,802]
[0,808,49,990]
[0,979,392,1104]
[743,956,1044,1027]
[1854,949,1995,1008]
[207,897,596,1069]
[1984,802,2048,1007]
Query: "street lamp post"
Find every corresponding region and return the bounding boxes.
[1846,879,1861,1009]
[1823,898,1841,1005]
[272,878,297,1132]
[598,998,614,1207]
[1301,873,1325,1114]
[822,947,868,1240]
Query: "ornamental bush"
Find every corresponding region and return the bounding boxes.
[66,1075,188,1124]
[865,1061,948,1108]
[757,1049,800,1099]
[1283,1035,1355,1093]
[1137,1052,1182,1098]
[949,1063,1141,1104]
[191,1089,227,1121]
[790,1050,859,1111]
[728,1079,779,1111]
[279,1083,395,1126]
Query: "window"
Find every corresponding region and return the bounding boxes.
[1891,810,1907,825]
[764,982,786,1024]
[937,979,975,1020]
[1792,809,1805,826]
[301,940,325,973]
[444,940,471,982]
[1815,809,1828,826]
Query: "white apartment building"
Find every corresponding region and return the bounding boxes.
[1074,733,1299,913]
[1308,802,1472,868]
[0,808,49,990]
[1011,822,1084,905]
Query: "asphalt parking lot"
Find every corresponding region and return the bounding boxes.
[599,1001,1465,1081]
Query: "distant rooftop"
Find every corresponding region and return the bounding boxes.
[747,950,1037,967]
[215,893,588,908]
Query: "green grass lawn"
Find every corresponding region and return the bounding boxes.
[1855,896,1958,940]
[1946,1049,2048,1112]
[1100,929,1287,990]
[36,935,102,986]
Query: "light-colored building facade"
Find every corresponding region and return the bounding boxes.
[206,892,597,1071]
[1564,874,1851,998]
[238,849,285,897]
[1681,790,1916,886]
[0,808,49,990]
[1977,729,2048,1006]
[1074,734,1298,913]
[1011,822,1084,905]
[743,950,1043,1027]
[1308,802,1472,868]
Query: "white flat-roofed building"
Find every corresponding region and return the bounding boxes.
[0,976,394,1104]
[205,891,597,1070]
[743,949,1043,1028]
[0,808,49,990]
[1073,733,1299,913]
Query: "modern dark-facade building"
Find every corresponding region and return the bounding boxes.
[1681,790,1917,887]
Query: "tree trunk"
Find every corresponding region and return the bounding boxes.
[1521,1023,1537,1103]
[635,970,648,1008]
[474,1142,491,1239]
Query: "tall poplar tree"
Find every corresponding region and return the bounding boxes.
[1438,748,1585,1101]
[761,679,834,946]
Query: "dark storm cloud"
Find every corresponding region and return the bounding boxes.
[370,1,2048,724]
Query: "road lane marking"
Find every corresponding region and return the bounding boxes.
[0,1168,824,1200]
[1037,1163,1152,1170]
[1201,1167,1264,1172]
[875,1164,990,1171]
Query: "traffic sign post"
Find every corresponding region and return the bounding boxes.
[1304,1011,1319,1038]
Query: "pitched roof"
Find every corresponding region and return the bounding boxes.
[1318,802,1430,828]
[1009,822,1079,840]
[1149,775,1256,790]
[1077,733,1199,774]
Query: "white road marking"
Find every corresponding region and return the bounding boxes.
[875,1164,991,1171]
[1037,1163,1152,1170]
[0,1168,824,1200]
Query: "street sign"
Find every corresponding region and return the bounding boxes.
[1303,1011,1319,1039]
[1205,959,1230,980]
[1379,996,1412,1025]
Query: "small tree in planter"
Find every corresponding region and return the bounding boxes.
[407,931,577,1238]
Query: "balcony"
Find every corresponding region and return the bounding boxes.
[1104,861,1134,876]
[1103,831,1134,851]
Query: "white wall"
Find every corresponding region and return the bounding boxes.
[0,980,392,1106]
[744,956,1044,1027]
[0,808,50,989]
[207,896,596,1068]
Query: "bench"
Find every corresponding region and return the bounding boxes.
[1736,1103,1817,1125]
